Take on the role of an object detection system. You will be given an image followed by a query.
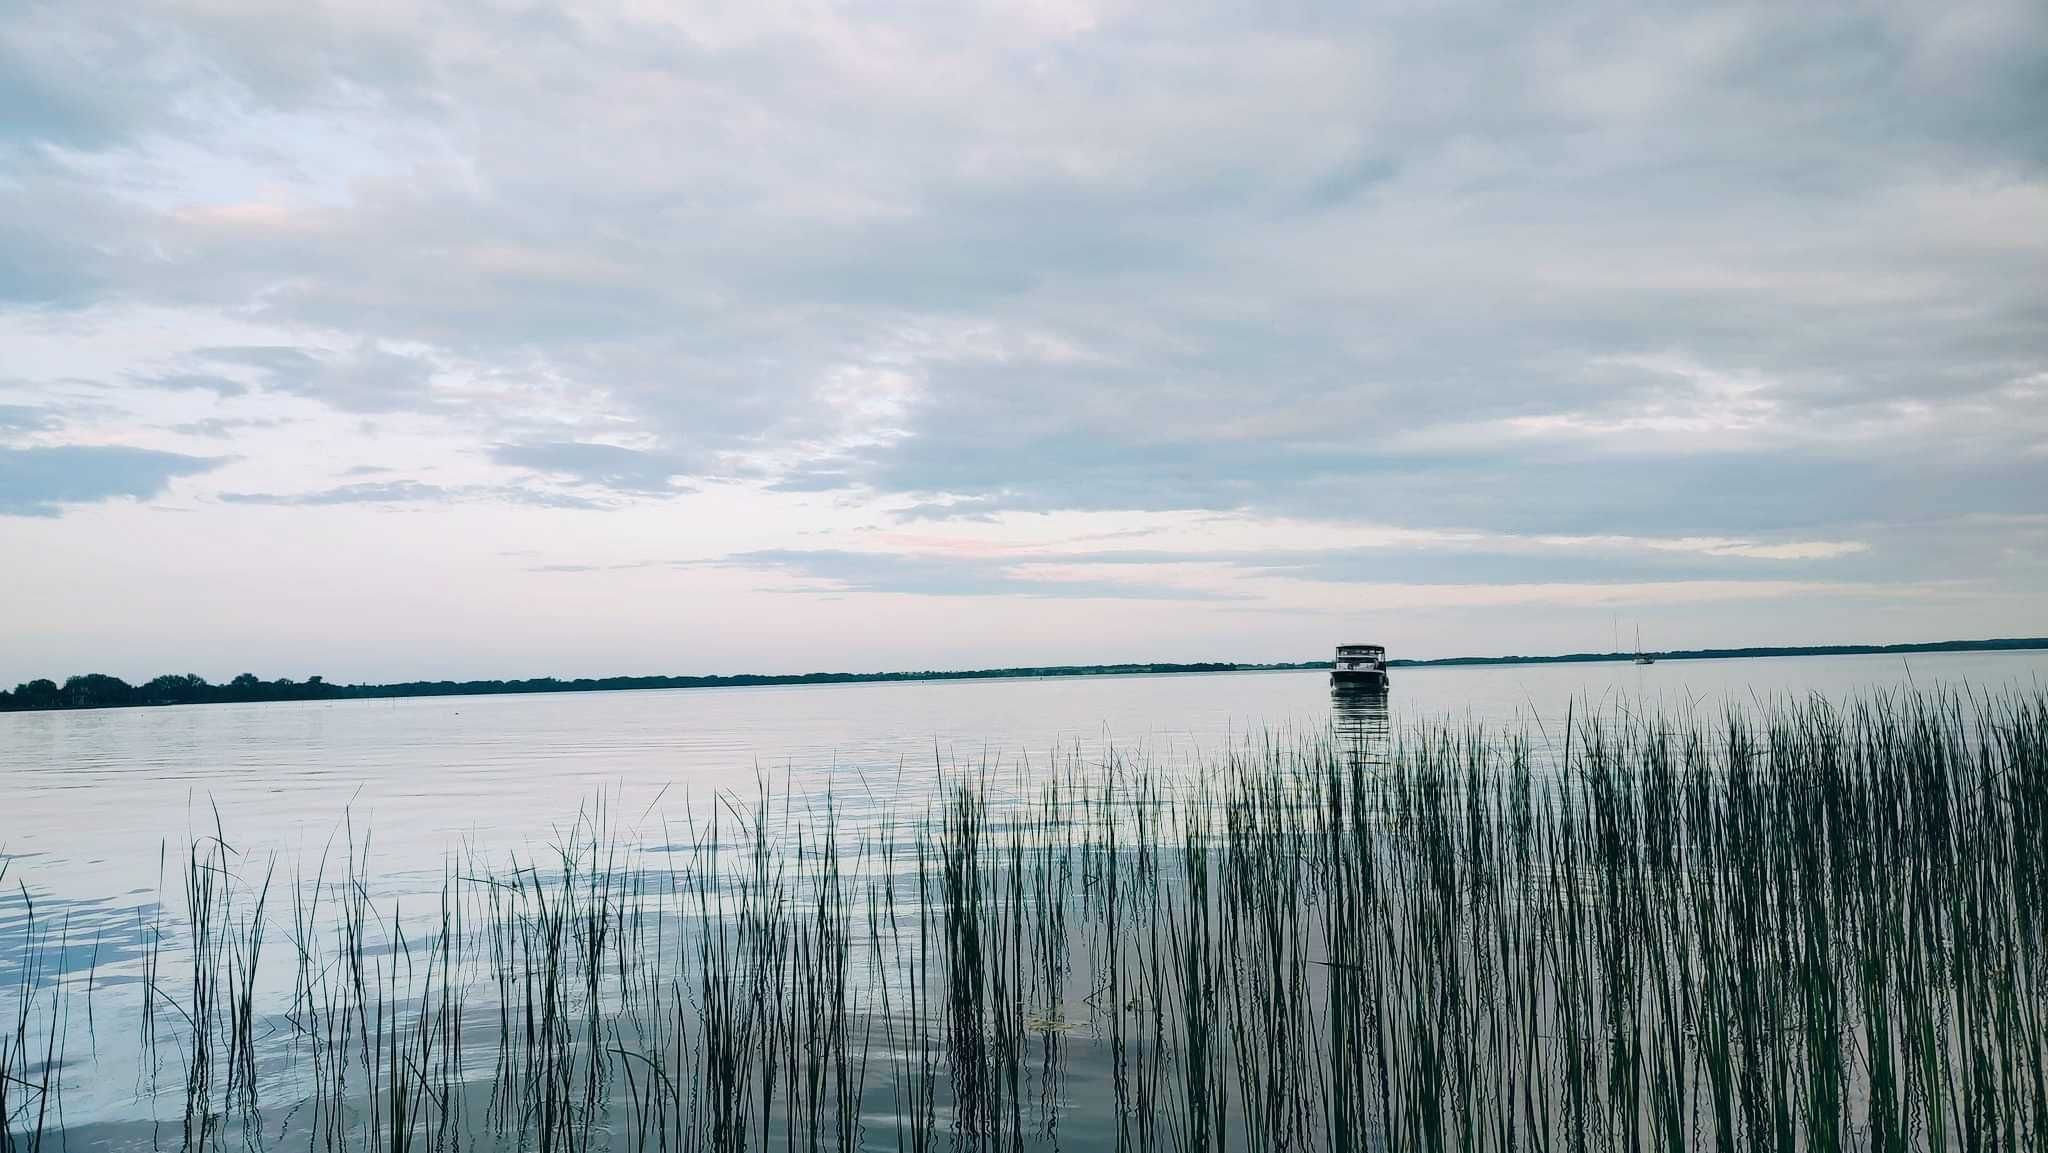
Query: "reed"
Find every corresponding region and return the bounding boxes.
[4,685,2047,1152]
[2,862,63,1153]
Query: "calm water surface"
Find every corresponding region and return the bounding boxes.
[5,651,2045,906]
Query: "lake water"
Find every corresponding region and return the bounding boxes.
[4,650,2044,908]
[3,648,2045,1146]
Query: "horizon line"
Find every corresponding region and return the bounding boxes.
[5,635,2046,713]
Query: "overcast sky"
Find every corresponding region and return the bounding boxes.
[3,0,2045,683]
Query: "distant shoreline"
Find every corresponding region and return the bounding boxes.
[1389,636,2048,668]
[3,636,2043,713]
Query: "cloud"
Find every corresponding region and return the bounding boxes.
[0,0,2043,668]
[220,479,609,509]
[0,404,60,436]
[186,344,439,414]
[193,347,322,376]
[707,522,1890,602]
[0,444,223,516]
[714,549,1248,601]
[219,480,453,506]
[1632,537,1867,561]
[137,372,248,398]
[526,561,655,573]
[169,416,293,439]
[490,441,696,494]
[701,544,1937,613]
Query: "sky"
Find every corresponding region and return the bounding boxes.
[2,0,2046,684]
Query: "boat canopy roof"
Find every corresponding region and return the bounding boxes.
[1335,643,1385,656]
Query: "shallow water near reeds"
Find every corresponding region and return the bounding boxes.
[5,650,2048,1151]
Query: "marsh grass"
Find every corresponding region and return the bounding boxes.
[2,862,60,1153]
[4,686,2047,1152]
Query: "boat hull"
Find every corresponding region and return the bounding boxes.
[1331,668,1389,686]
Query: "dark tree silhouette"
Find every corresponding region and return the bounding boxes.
[60,674,135,708]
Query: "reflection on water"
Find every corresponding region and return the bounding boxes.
[1331,678,1391,771]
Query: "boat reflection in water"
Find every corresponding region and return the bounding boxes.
[1332,679,1392,772]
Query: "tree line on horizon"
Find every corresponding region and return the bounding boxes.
[5,637,2041,713]
[0,662,1277,712]
[1,672,345,711]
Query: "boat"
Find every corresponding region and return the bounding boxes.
[1633,625,1655,665]
[1332,643,1390,686]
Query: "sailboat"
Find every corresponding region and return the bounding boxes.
[1633,625,1656,665]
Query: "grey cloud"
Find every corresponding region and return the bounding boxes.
[188,345,436,414]
[0,444,223,516]
[292,348,438,414]
[0,152,131,305]
[726,533,1909,599]
[765,466,859,494]
[894,497,1003,523]
[195,347,323,375]
[526,561,655,573]
[0,5,212,149]
[0,0,2040,578]
[81,346,440,417]
[219,481,453,506]
[218,480,610,509]
[169,416,292,438]
[695,523,2015,608]
[139,372,248,398]
[0,405,59,435]
[1028,544,1874,587]
[1004,443,2037,552]
[499,488,612,510]
[715,549,1248,602]
[491,442,695,494]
